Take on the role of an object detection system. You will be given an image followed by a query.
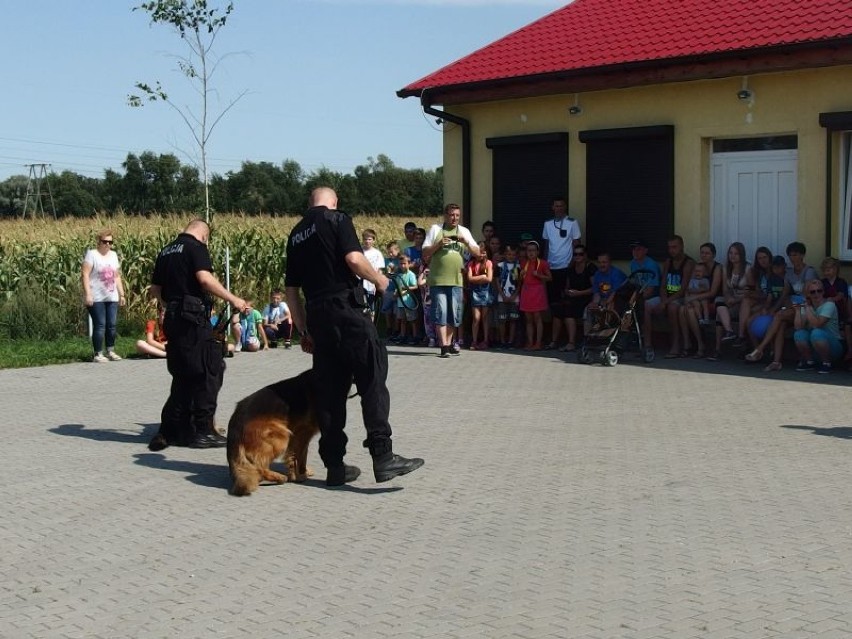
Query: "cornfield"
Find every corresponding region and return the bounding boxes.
[0,213,436,335]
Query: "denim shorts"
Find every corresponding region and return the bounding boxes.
[432,286,463,326]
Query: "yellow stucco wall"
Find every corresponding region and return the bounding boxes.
[439,65,852,262]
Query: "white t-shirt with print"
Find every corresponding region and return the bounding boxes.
[83,249,120,302]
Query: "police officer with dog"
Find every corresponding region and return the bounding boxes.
[148,219,249,451]
[285,187,424,486]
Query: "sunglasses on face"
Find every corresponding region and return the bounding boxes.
[808,289,823,294]
[100,239,114,245]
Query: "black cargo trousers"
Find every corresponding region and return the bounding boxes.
[306,290,393,468]
[158,296,225,446]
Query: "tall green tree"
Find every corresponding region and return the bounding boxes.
[128,0,245,223]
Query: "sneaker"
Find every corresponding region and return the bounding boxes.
[450,342,461,355]
[284,340,292,349]
[427,338,436,348]
[732,338,746,349]
[234,342,242,352]
[106,351,122,361]
[326,464,361,487]
[795,360,815,371]
[438,346,451,359]
[721,331,736,342]
[698,318,712,326]
[373,453,424,483]
[92,353,108,363]
[818,362,832,374]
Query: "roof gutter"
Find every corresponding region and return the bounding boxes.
[420,91,472,227]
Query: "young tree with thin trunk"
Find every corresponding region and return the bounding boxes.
[128,0,245,223]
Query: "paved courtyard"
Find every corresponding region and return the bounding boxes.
[1,346,851,639]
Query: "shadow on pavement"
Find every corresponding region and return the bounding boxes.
[50,422,159,444]
[133,452,231,489]
[780,424,852,439]
[133,453,405,494]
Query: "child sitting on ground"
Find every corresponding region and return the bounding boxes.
[260,289,292,348]
[231,300,268,352]
[685,262,711,324]
[136,305,167,358]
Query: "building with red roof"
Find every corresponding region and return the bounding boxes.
[398,0,852,267]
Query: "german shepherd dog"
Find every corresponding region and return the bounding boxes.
[226,369,320,496]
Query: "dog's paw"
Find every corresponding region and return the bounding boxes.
[304,465,315,477]
[261,470,288,484]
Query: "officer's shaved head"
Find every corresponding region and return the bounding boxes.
[310,187,338,209]
[184,219,210,244]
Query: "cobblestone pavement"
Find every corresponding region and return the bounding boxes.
[1,346,851,639]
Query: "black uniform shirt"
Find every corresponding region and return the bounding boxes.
[285,206,362,302]
[152,233,214,302]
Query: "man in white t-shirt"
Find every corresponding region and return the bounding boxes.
[541,197,581,348]
[361,228,386,313]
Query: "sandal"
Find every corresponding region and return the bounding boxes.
[559,343,576,352]
[692,349,705,359]
[663,351,682,359]
[745,348,764,362]
[763,361,783,372]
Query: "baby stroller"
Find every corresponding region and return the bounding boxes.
[578,269,655,366]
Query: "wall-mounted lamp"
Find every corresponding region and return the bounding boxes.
[737,77,754,103]
[435,118,444,125]
[568,94,583,116]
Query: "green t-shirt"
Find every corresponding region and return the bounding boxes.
[427,225,470,287]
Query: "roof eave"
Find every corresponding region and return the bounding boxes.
[399,38,852,106]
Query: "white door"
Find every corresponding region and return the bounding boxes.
[711,149,797,256]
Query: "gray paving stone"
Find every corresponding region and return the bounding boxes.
[1,347,851,638]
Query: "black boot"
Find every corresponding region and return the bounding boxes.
[148,434,169,451]
[326,464,361,487]
[189,431,228,449]
[373,453,424,483]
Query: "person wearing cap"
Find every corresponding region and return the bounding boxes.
[628,239,661,301]
[399,221,418,252]
[541,197,581,349]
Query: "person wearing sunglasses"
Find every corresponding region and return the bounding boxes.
[81,229,126,363]
[791,278,844,374]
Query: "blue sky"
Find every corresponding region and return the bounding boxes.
[0,0,565,181]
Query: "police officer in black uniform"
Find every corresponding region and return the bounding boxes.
[285,187,424,486]
[147,219,248,451]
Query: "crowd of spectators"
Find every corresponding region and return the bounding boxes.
[356,205,851,376]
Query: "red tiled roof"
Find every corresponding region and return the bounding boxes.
[400,0,852,97]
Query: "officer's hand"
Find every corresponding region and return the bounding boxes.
[300,334,314,354]
[375,273,390,294]
[232,297,249,314]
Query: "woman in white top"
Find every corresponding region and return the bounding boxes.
[81,229,126,363]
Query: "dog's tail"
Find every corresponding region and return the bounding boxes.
[228,444,261,496]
